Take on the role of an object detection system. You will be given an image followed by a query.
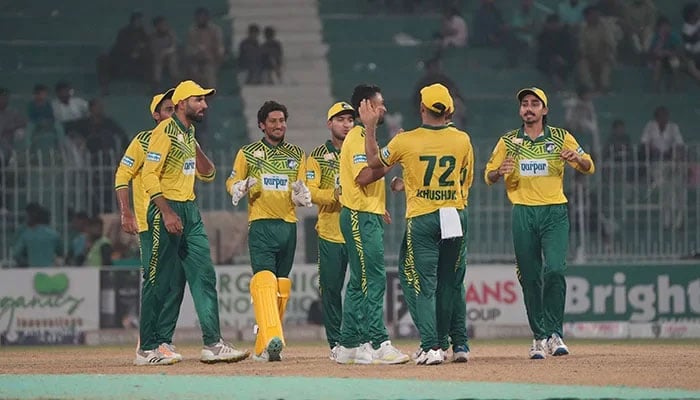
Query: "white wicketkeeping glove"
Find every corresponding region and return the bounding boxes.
[230,177,257,206]
[291,180,312,207]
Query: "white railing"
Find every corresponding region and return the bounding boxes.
[1,145,698,266]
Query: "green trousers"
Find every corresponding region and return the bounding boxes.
[138,232,186,346]
[438,209,468,351]
[512,204,569,340]
[139,200,221,350]
[338,207,389,349]
[399,209,466,351]
[318,238,348,348]
[248,219,296,277]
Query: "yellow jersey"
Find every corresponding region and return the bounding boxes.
[226,138,306,223]
[142,115,216,202]
[484,125,595,205]
[446,124,475,207]
[338,125,385,215]
[379,124,470,218]
[307,140,343,243]
[114,131,152,232]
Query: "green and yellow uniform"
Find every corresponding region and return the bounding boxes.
[379,123,471,351]
[485,125,595,340]
[307,140,347,349]
[338,125,388,349]
[226,138,306,277]
[139,114,219,350]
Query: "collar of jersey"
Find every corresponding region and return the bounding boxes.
[324,140,339,154]
[171,114,193,135]
[518,125,551,142]
[420,123,449,130]
[261,137,283,149]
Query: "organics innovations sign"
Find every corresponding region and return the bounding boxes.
[0,268,99,345]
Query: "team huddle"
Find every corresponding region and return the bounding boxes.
[115,79,595,366]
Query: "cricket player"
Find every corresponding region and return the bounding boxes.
[484,87,595,359]
[226,100,311,362]
[140,80,249,364]
[334,84,409,365]
[306,102,354,360]
[364,84,471,365]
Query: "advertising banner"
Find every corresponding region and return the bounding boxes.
[0,268,99,346]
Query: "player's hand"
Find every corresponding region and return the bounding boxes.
[560,149,581,163]
[383,210,392,225]
[120,210,139,235]
[498,157,516,176]
[162,210,183,235]
[358,99,381,128]
[231,177,257,206]
[390,176,405,192]
[333,188,340,201]
[291,180,312,207]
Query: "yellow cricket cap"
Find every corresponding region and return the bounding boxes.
[172,80,216,104]
[326,101,355,120]
[420,84,453,114]
[149,88,175,115]
[516,87,548,107]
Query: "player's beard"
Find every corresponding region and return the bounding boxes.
[186,104,205,123]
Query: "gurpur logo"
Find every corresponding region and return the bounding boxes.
[0,273,84,333]
[182,158,196,175]
[518,159,548,176]
[261,174,289,191]
[566,273,700,322]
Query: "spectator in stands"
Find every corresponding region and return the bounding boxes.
[437,6,468,50]
[70,98,127,163]
[577,6,617,93]
[83,216,112,267]
[558,0,588,29]
[0,88,27,160]
[51,82,88,125]
[536,14,576,91]
[640,106,684,161]
[472,0,505,47]
[12,203,62,267]
[595,0,625,20]
[603,119,633,162]
[150,16,180,90]
[66,210,89,266]
[563,87,601,160]
[681,2,700,82]
[649,16,682,92]
[239,24,263,84]
[185,7,225,87]
[508,0,543,50]
[261,26,284,84]
[97,12,152,95]
[27,84,54,128]
[621,0,656,59]
[412,58,466,127]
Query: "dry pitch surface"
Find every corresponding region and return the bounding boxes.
[1,339,699,390]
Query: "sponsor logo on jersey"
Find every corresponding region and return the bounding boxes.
[229,170,236,178]
[519,159,549,176]
[576,146,585,155]
[121,156,135,167]
[262,174,289,191]
[287,158,298,170]
[183,158,196,175]
[324,153,335,161]
[146,152,161,162]
[253,150,265,158]
[545,142,555,153]
[380,147,390,160]
[307,171,316,180]
[353,154,367,164]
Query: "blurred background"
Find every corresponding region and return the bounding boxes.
[1,0,699,345]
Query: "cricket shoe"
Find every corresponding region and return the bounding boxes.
[252,336,283,362]
[547,333,570,356]
[371,340,410,365]
[452,345,470,363]
[411,347,422,361]
[529,339,547,359]
[158,343,183,362]
[415,349,444,365]
[329,344,340,361]
[201,339,250,363]
[134,348,179,366]
[335,343,373,365]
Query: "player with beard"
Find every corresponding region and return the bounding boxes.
[484,87,595,359]
[140,80,249,364]
[306,102,354,360]
[226,100,310,362]
[334,84,409,365]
